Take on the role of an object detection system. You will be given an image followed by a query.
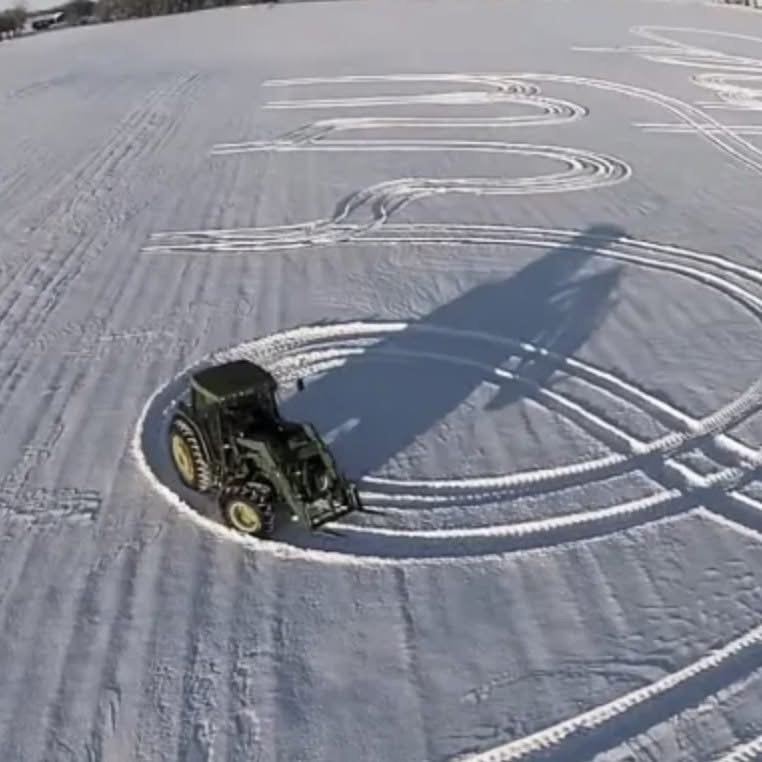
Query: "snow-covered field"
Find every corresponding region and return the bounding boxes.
[3,0,762,759]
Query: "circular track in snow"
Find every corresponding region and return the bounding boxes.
[135,226,762,564]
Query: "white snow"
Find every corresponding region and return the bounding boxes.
[3,0,762,759]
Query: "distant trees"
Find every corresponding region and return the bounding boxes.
[93,0,272,21]
[0,0,278,35]
[62,0,96,20]
[0,5,27,38]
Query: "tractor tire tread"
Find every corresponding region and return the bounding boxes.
[220,482,276,538]
[170,417,213,492]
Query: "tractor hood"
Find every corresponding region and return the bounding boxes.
[234,421,325,463]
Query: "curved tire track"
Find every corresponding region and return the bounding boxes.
[265,71,762,177]
[137,210,762,558]
[144,78,628,254]
[718,731,762,762]
[145,143,628,253]
[457,613,762,762]
[138,75,762,564]
[576,27,762,143]
[134,64,762,758]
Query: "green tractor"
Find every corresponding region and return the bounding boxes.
[167,358,363,538]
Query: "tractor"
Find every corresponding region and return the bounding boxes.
[167,358,363,538]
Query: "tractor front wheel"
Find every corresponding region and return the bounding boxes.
[220,482,275,538]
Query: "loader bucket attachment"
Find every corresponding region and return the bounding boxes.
[304,480,363,529]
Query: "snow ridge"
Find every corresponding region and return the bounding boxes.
[718,732,762,762]
[458,619,762,761]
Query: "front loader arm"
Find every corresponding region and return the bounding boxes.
[236,438,313,528]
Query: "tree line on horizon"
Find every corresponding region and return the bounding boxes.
[0,2,94,37]
[0,5,27,36]
[0,0,276,34]
[0,0,760,40]
[95,0,275,22]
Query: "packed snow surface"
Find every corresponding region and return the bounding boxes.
[3,0,762,759]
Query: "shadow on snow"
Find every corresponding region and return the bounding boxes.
[282,223,626,481]
[140,223,683,558]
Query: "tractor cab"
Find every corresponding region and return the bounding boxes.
[190,360,280,430]
[190,359,279,418]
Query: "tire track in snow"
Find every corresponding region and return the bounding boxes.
[0,72,202,438]
[0,76,179,293]
[146,140,629,254]
[717,731,762,762]
[78,521,167,762]
[74,523,166,762]
[0,80,166,223]
[144,69,762,256]
[715,491,762,539]
[34,518,153,762]
[260,318,762,487]
[175,538,238,762]
[255,77,568,116]
[0,532,92,761]
[261,72,762,178]
[394,567,433,762]
[15,88,209,397]
[162,535,217,762]
[133,349,741,563]
[639,124,762,134]
[134,529,222,762]
[456,614,762,762]
[267,565,288,762]
[136,215,762,558]
[134,324,672,560]
[130,522,193,762]
[221,551,269,762]
[8,362,103,511]
[133,66,762,757]
[575,27,762,138]
[0,415,97,719]
[139,73,762,561]
[0,416,98,526]
[511,71,762,176]
[226,651,264,762]
[145,77,627,254]
[258,342,728,525]
[138,207,762,546]
[176,646,220,762]
[0,527,35,629]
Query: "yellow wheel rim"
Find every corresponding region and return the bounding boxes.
[229,500,262,533]
[171,433,195,484]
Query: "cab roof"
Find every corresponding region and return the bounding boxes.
[190,359,277,404]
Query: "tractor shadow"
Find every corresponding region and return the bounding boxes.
[139,223,631,551]
[281,224,625,485]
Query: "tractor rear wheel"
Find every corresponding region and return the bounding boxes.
[168,417,212,492]
[220,482,275,538]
